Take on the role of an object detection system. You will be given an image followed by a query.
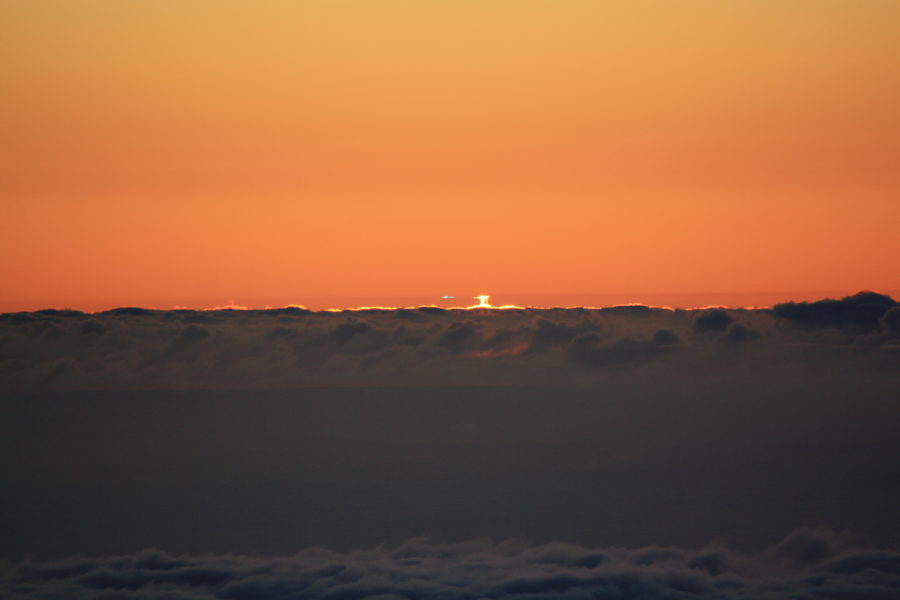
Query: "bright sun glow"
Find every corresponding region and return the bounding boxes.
[475,295,492,308]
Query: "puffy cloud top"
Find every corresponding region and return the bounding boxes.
[5,529,899,600]
[772,291,897,330]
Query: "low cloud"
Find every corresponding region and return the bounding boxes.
[436,321,480,354]
[5,529,898,600]
[0,292,898,391]
[568,333,668,367]
[773,291,897,331]
[693,309,732,333]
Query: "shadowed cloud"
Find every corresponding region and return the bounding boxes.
[5,530,899,600]
[0,292,898,391]
[773,291,897,331]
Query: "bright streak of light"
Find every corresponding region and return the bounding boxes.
[164,297,686,313]
[146,297,782,314]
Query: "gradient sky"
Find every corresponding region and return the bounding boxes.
[2,0,899,311]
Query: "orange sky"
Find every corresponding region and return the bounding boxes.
[2,1,899,311]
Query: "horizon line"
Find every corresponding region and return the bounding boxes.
[3,290,896,316]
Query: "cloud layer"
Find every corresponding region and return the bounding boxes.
[5,529,899,600]
[1,292,898,391]
[2,293,898,593]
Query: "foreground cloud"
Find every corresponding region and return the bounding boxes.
[5,529,898,600]
[0,292,898,390]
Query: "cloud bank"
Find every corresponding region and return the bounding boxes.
[5,529,899,600]
[2,293,898,595]
[1,292,898,391]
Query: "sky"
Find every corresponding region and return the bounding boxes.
[2,0,899,311]
[3,6,900,597]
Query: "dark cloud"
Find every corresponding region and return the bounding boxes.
[693,309,732,333]
[880,306,900,338]
[0,293,898,391]
[598,304,651,315]
[333,321,371,345]
[78,320,106,335]
[437,321,479,354]
[1,312,36,325]
[651,329,679,345]
[528,318,594,352]
[569,333,667,367]
[268,306,313,316]
[180,311,225,325]
[34,309,85,317]
[1,294,898,597]
[5,530,898,600]
[268,326,296,339]
[175,324,210,346]
[773,291,897,331]
[720,323,756,343]
[103,307,157,317]
[481,328,517,350]
[764,527,851,568]
[393,308,428,322]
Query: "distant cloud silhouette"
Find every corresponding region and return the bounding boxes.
[178,324,210,344]
[693,309,732,333]
[102,306,156,316]
[528,318,594,352]
[79,320,106,335]
[773,291,897,331]
[569,334,667,367]
[437,321,480,354]
[333,321,370,344]
[881,307,900,338]
[652,329,680,345]
[721,323,756,343]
